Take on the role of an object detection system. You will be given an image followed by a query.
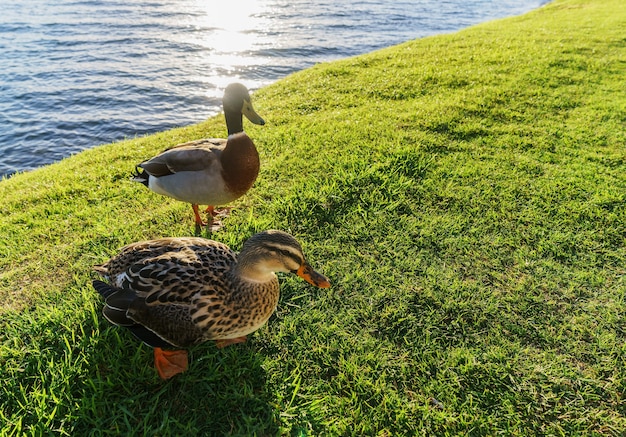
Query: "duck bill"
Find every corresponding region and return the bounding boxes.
[297,263,331,288]
[242,101,265,126]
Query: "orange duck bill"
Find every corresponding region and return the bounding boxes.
[296,263,331,288]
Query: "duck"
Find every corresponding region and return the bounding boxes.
[92,230,331,379]
[132,83,266,228]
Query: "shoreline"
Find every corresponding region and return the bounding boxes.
[0,0,550,179]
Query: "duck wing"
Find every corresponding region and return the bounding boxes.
[94,239,236,348]
[95,237,231,287]
[93,278,208,348]
[139,138,225,177]
[93,280,178,348]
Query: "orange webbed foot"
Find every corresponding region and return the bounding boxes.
[206,205,232,218]
[154,347,188,380]
[192,204,227,231]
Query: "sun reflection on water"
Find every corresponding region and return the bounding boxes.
[0,0,550,177]
[188,0,276,96]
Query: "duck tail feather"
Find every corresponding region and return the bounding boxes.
[102,305,135,327]
[92,279,117,300]
[131,166,149,187]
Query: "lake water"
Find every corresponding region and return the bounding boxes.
[0,0,547,178]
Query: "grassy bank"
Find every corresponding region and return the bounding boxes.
[1,0,625,434]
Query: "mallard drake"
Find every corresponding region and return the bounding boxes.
[132,83,265,228]
[92,230,331,379]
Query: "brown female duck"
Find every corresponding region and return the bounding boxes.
[92,230,330,379]
[132,83,265,228]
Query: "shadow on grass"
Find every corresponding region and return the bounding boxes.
[0,299,279,436]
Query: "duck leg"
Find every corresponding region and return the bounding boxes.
[192,204,207,227]
[154,347,188,380]
[192,204,231,230]
[203,205,231,231]
[215,336,247,348]
[205,205,232,217]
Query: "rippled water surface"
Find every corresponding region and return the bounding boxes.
[0,0,547,177]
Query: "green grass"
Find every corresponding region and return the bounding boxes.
[1,0,625,434]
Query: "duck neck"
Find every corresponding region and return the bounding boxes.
[229,255,277,288]
[228,261,281,319]
[224,109,244,136]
